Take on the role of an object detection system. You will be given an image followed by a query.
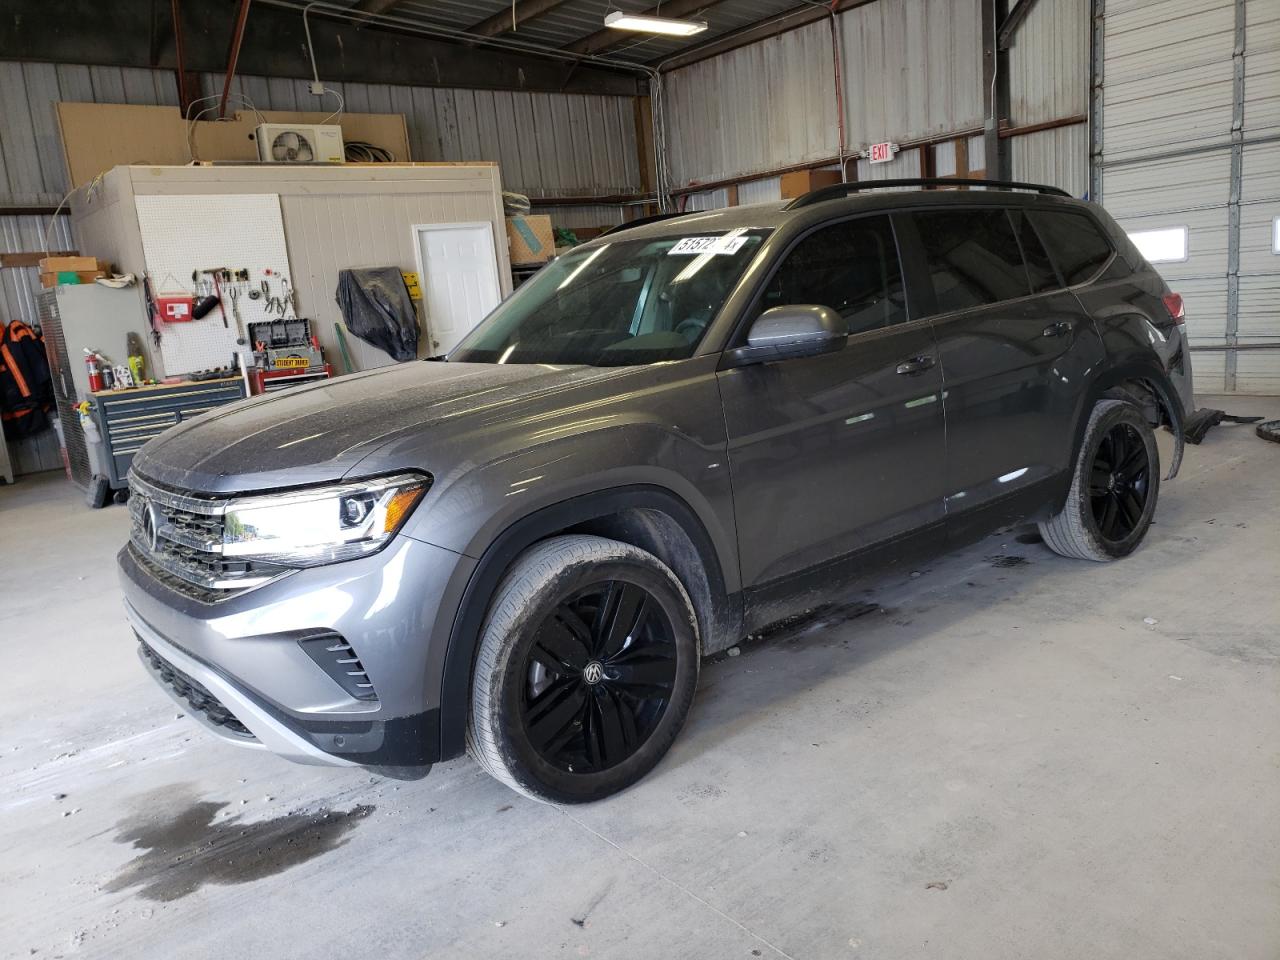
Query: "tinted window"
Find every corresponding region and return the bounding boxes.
[912,209,1030,313]
[761,215,907,336]
[1010,210,1059,293]
[1030,211,1115,285]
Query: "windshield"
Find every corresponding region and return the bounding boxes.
[449,229,768,366]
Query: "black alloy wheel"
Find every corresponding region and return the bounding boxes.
[521,580,678,774]
[1087,422,1152,543]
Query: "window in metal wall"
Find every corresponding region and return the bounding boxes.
[1127,226,1189,264]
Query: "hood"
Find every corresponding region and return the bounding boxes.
[131,362,631,494]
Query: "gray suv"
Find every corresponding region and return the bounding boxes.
[120,179,1194,802]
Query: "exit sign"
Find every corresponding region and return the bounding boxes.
[869,141,895,164]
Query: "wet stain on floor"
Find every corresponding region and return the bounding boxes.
[752,599,883,647]
[986,555,1029,568]
[104,799,374,902]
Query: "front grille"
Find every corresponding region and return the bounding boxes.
[127,472,286,602]
[139,639,256,739]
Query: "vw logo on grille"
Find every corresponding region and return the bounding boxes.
[139,498,163,553]
[582,661,605,685]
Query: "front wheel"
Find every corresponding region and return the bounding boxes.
[468,535,700,803]
[1039,399,1161,561]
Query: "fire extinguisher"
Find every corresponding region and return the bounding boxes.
[83,349,103,392]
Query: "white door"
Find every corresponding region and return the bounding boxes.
[413,222,503,355]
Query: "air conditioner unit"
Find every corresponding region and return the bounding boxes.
[254,124,344,164]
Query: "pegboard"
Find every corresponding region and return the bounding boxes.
[135,194,296,375]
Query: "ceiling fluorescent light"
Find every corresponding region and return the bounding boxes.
[604,11,709,36]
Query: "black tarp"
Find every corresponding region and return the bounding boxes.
[334,267,419,362]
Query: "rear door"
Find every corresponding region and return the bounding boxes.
[717,214,947,589]
[904,205,1104,522]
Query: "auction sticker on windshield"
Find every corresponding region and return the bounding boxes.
[668,235,749,256]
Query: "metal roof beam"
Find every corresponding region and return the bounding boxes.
[351,0,404,15]
[467,0,576,38]
[997,0,1042,50]
[563,0,735,56]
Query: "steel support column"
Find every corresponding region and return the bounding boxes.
[1225,0,1246,391]
[982,0,1011,181]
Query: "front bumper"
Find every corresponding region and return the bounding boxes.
[119,532,476,773]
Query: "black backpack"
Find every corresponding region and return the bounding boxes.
[0,319,55,439]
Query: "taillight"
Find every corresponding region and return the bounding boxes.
[1162,293,1185,325]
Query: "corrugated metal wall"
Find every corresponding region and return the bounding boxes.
[0,60,642,207]
[1238,0,1280,394]
[1013,125,1089,198]
[838,0,984,145]
[0,59,642,473]
[0,215,72,476]
[1100,0,1278,394]
[665,21,836,189]
[1008,0,1089,195]
[664,0,983,190]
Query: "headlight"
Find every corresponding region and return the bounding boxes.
[221,473,429,566]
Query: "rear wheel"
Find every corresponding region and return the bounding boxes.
[1040,399,1161,561]
[468,535,700,803]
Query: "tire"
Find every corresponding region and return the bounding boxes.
[1039,399,1161,562]
[468,535,700,804]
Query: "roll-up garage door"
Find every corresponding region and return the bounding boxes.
[1098,0,1279,395]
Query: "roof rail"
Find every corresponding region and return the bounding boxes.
[785,177,1072,210]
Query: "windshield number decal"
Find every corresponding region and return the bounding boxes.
[668,236,748,256]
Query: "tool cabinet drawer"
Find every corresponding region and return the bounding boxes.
[91,379,246,488]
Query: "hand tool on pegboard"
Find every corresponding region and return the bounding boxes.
[198,267,230,328]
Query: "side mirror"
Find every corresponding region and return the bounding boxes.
[724,304,848,367]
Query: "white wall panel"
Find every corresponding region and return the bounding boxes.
[1248,0,1280,135]
[1011,125,1089,198]
[664,0,983,189]
[1101,0,1280,392]
[0,215,74,330]
[664,21,836,188]
[1104,153,1232,217]
[200,72,640,198]
[1192,350,1228,394]
[0,60,642,208]
[1103,0,1236,161]
[1009,0,1088,125]
[684,188,732,212]
[839,0,984,148]
[855,147,924,180]
[738,177,783,205]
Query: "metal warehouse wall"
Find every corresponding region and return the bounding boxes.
[1008,0,1090,197]
[0,59,642,472]
[0,60,641,207]
[0,61,641,330]
[1100,0,1280,394]
[664,0,983,190]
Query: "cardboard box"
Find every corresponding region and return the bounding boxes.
[506,215,555,265]
[779,169,844,199]
[40,269,107,289]
[38,255,99,274]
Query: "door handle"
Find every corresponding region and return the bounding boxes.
[1042,321,1072,338]
[895,355,936,376]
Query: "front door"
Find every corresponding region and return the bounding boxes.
[717,214,948,592]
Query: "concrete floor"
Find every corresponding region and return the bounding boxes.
[2,395,1277,960]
